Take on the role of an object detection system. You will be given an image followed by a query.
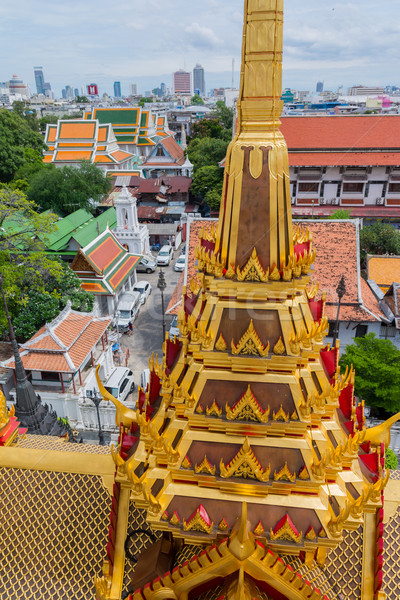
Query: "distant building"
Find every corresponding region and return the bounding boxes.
[316,81,323,93]
[347,85,385,96]
[113,81,121,98]
[281,88,295,103]
[8,74,29,97]
[173,69,191,95]
[160,82,167,96]
[64,85,74,99]
[193,64,205,96]
[74,88,79,97]
[129,83,138,96]
[34,67,46,95]
[87,83,99,96]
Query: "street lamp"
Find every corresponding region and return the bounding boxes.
[332,275,346,347]
[157,268,167,340]
[89,390,105,446]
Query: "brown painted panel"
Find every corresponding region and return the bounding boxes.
[218,308,282,354]
[199,379,294,415]
[340,198,364,205]
[296,198,319,205]
[386,198,400,205]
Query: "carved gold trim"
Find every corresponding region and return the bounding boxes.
[218,517,229,531]
[195,455,216,475]
[220,437,270,481]
[269,265,281,281]
[161,511,169,522]
[183,509,214,535]
[305,527,317,541]
[182,455,192,469]
[273,404,289,422]
[231,320,270,357]
[298,466,310,480]
[196,404,204,414]
[273,336,285,355]
[170,511,180,526]
[270,521,302,543]
[215,333,227,352]
[225,385,270,423]
[274,462,296,483]
[236,248,269,282]
[206,400,222,417]
[225,264,236,279]
[254,521,265,536]
[291,410,299,421]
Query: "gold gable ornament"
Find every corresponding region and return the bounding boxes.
[236,248,269,282]
[195,456,216,475]
[273,405,289,422]
[272,337,285,355]
[183,505,214,535]
[215,333,227,352]
[226,385,270,423]
[206,400,222,417]
[220,437,270,481]
[274,462,296,483]
[231,320,270,357]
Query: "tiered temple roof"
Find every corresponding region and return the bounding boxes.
[93,2,400,600]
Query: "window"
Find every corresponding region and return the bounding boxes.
[380,323,396,338]
[355,324,368,338]
[298,182,319,193]
[41,371,60,381]
[389,183,400,193]
[342,182,364,193]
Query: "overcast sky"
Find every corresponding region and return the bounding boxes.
[1,0,399,96]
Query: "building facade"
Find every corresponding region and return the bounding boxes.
[173,69,191,95]
[193,63,205,95]
[113,81,121,98]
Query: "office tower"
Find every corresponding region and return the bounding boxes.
[74,88,79,98]
[113,81,122,97]
[61,88,67,99]
[129,83,138,96]
[316,80,324,93]
[173,69,191,95]
[193,63,205,96]
[34,66,51,96]
[160,82,166,96]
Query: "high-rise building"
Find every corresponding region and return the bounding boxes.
[129,83,138,96]
[160,82,167,96]
[173,69,191,95]
[34,67,51,96]
[316,80,323,93]
[113,81,121,97]
[193,63,205,96]
[74,88,79,98]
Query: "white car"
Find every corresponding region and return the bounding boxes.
[174,256,186,272]
[157,245,174,266]
[133,280,152,304]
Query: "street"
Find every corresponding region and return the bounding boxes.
[120,251,183,389]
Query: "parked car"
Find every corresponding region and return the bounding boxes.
[114,291,141,332]
[133,280,152,304]
[136,255,157,274]
[174,256,186,272]
[95,367,135,403]
[169,315,180,339]
[157,245,174,266]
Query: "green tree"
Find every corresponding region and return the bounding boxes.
[76,95,89,103]
[328,209,352,219]
[12,101,40,132]
[205,188,223,211]
[187,137,229,170]
[0,109,45,183]
[27,162,112,216]
[191,95,204,105]
[359,222,400,268]
[191,165,223,199]
[191,118,231,141]
[212,100,234,131]
[139,97,153,106]
[339,333,400,414]
[385,448,399,470]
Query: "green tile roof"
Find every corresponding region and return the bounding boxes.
[45,209,93,251]
[73,208,116,248]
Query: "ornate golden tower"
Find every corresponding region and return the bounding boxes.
[95,2,392,599]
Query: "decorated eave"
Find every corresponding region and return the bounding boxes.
[71,228,141,295]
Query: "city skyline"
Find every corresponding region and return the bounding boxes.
[1,0,400,97]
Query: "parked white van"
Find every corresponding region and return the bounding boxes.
[103,367,135,403]
[115,291,141,332]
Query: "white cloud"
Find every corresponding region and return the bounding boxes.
[184,23,221,49]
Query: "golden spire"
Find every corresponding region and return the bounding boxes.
[215,0,293,274]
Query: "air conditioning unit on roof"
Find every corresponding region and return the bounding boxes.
[376,197,384,205]
[320,198,326,205]
[291,197,296,205]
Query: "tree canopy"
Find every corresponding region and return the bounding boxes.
[212,100,235,131]
[328,209,352,219]
[0,187,93,341]
[359,222,400,268]
[27,162,112,216]
[191,118,231,141]
[0,109,45,183]
[191,95,205,106]
[187,137,229,171]
[339,333,400,415]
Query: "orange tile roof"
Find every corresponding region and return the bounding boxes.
[27,333,63,351]
[87,235,124,273]
[111,150,132,162]
[168,219,382,323]
[367,256,400,287]
[288,152,400,167]
[59,121,96,140]
[68,320,110,367]
[43,155,53,163]
[98,126,108,142]
[80,282,109,294]
[7,352,70,373]
[54,313,93,347]
[94,155,113,163]
[47,126,57,142]
[280,115,400,150]
[160,136,185,164]
[55,150,93,161]
[108,255,139,290]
